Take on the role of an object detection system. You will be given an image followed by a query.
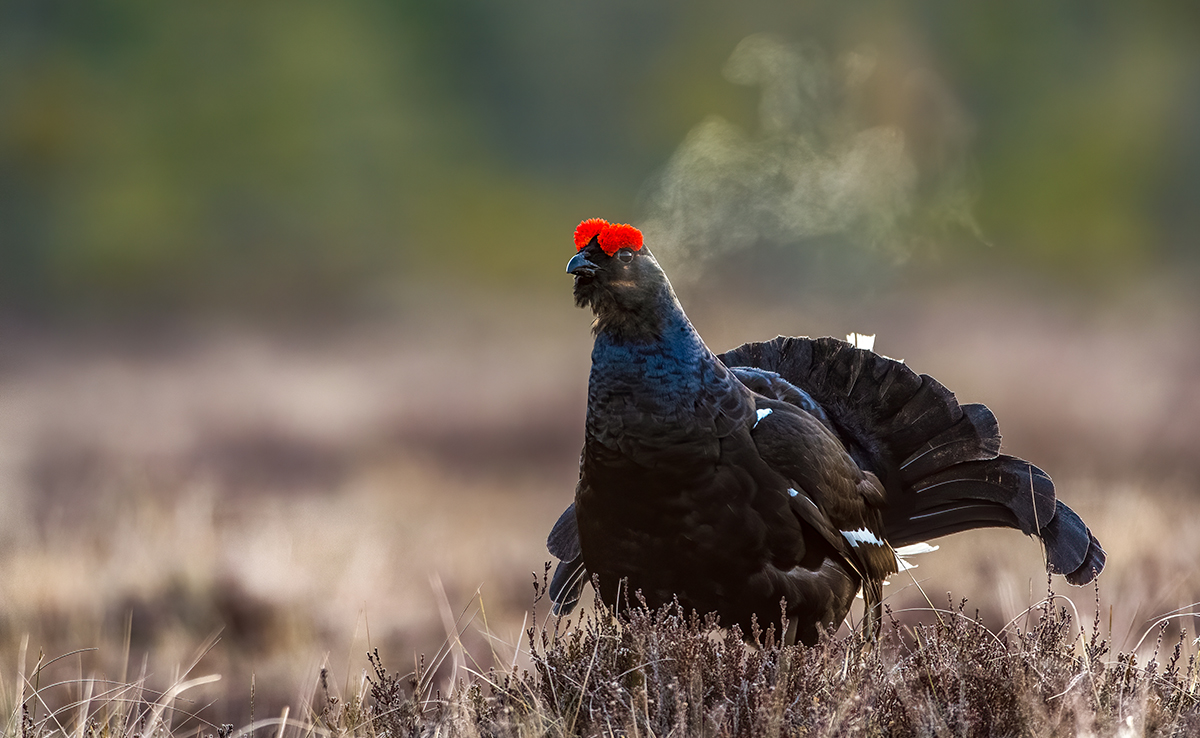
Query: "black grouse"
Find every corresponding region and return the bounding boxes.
[547,218,1105,646]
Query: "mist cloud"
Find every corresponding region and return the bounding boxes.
[641,35,979,279]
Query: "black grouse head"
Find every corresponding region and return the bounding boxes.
[567,219,674,337]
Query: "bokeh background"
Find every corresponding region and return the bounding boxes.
[1,0,1199,726]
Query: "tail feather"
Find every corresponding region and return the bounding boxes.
[899,403,1001,483]
[886,375,969,459]
[547,503,587,615]
[718,335,1106,585]
[850,346,924,419]
[1042,501,1106,585]
[549,557,587,615]
[1067,540,1106,586]
[885,501,1020,547]
[547,503,581,560]
[734,336,925,423]
[806,338,871,399]
[906,455,1057,537]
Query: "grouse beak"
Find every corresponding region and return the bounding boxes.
[567,252,599,278]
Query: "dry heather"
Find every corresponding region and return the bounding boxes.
[8,585,1200,738]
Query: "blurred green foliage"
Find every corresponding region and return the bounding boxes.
[0,0,1196,315]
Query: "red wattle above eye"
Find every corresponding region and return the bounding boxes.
[596,223,643,255]
[574,218,609,251]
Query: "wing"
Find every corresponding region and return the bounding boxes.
[750,399,898,584]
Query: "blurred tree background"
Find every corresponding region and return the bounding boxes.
[1,0,1197,319]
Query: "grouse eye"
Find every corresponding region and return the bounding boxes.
[616,248,635,263]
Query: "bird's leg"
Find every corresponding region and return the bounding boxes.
[860,579,884,649]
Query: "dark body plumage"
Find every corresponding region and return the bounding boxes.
[550,236,1105,646]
